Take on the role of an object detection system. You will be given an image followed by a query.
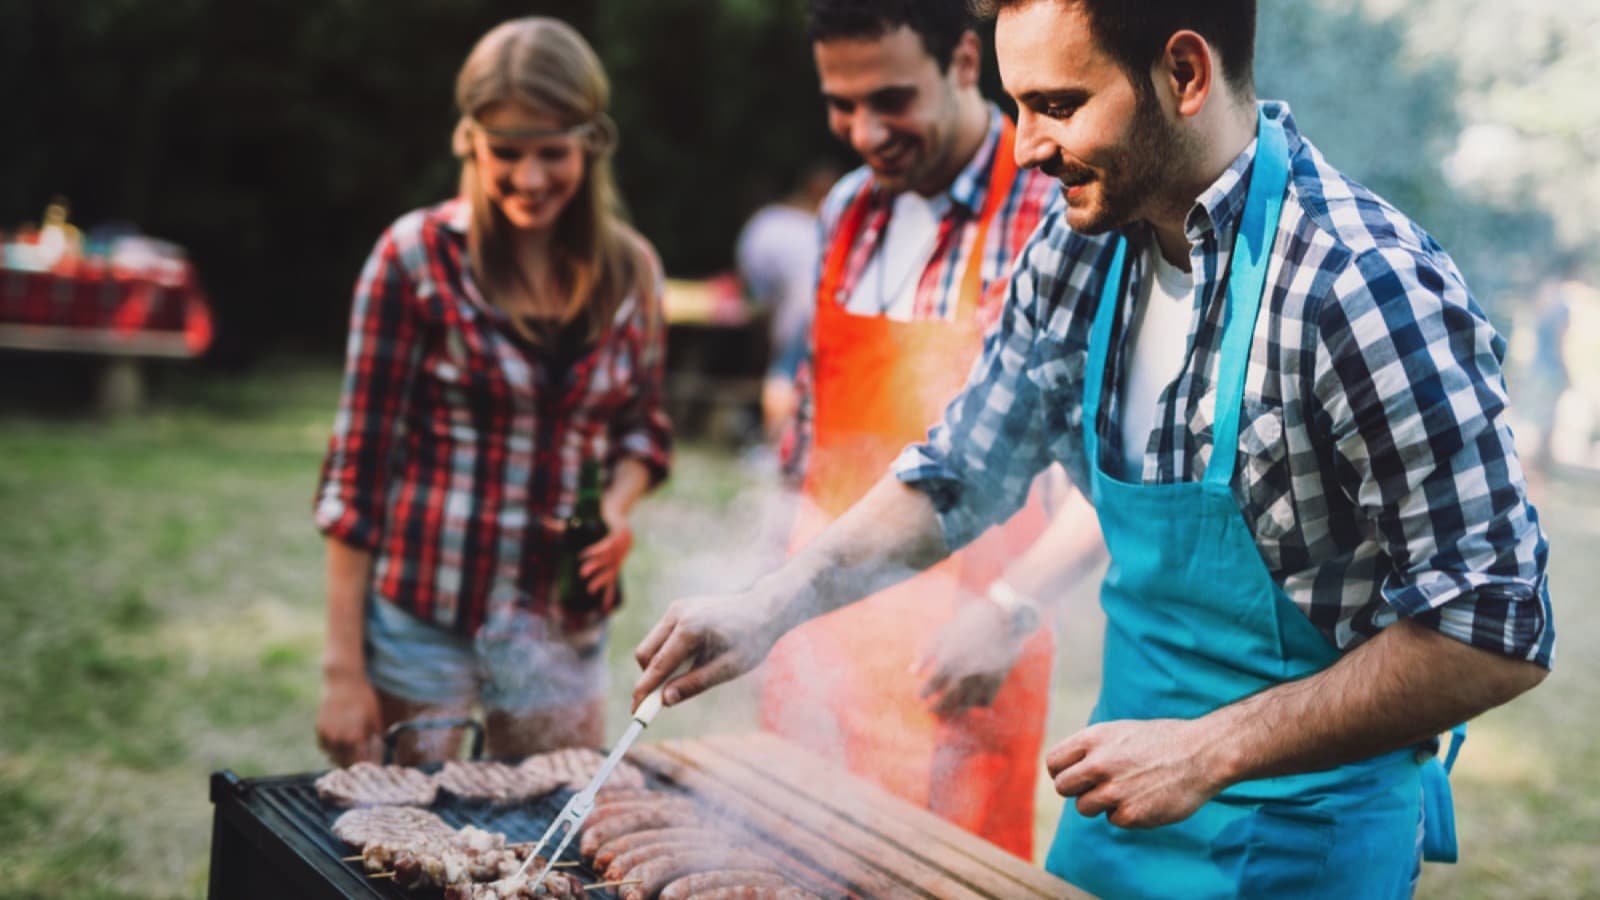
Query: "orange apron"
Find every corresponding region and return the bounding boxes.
[760,122,1053,858]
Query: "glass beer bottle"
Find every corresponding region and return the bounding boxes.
[556,459,610,622]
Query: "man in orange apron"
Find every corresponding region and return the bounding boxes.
[759,0,1078,858]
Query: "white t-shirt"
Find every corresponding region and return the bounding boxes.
[846,191,948,321]
[1119,243,1195,478]
[736,203,820,350]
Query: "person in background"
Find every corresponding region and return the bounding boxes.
[313,16,671,766]
[758,0,1101,859]
[635,0,1553,894]
[735,161,839,442]
[1527,257,1575,475]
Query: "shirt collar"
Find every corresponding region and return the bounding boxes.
[442,196,472,235]
[1183,100,1299,246]
[869,103,1007,216]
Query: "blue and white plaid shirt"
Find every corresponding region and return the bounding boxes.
[894,103,1555,668]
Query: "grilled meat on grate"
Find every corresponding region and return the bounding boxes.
[436,760,566,805]
[519,747,647,793]
[591,827,736,872]
[441,871,582,899]
[316,762,439,807]
[656,871,799,900]
[331,805,453,848]
[678,877,819,890]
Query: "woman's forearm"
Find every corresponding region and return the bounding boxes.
[603,457,654,519]
[324,538,374,679]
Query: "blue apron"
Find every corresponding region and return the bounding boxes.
[1044,109,1461,899]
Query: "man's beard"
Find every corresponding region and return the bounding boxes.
[1049,91,1183,235]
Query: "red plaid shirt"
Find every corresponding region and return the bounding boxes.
[315,199,672,635]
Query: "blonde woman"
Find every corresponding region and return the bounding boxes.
[313,17,671,765]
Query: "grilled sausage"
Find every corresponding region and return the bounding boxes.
[586,796,701,827]
[592,827,731,871]
[658,870,795,900]
[683,888,822,900]
[615,849,783,900]
[580,809,700,858]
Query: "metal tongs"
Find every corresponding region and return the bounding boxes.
[509,673,678,891]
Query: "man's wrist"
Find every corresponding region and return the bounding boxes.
[986,580,1042,638]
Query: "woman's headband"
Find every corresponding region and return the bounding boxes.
[457,114,618,157]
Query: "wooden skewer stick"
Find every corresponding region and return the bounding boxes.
[343,854,363,862]
[368,871,397,879]
[584,879,642,891]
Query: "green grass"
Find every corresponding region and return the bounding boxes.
[0,359,1595,898]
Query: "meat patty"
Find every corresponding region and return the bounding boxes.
[437,760,565,805]
[315,761,438,808]
[331,805,452,847]
[518,747,647,792]
[658,870,796,900]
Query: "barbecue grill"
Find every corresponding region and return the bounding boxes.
[207,732,1086,899]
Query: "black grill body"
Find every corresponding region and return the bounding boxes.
[208,769,623,899]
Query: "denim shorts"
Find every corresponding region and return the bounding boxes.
[364,596,608,714]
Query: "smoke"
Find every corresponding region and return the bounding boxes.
[474,606,608,718]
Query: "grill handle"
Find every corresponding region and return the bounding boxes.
[382,716,486,763]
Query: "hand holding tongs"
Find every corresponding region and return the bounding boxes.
[509,672,678,890]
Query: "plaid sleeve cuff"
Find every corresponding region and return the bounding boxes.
[1402,578,1556,669]
[609,419,673,488]
[893,442,988,552]
[313,492,382,553]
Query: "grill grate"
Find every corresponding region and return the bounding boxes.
[245,769,646,898]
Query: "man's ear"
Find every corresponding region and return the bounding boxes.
[1158,30,1215,118]
[950,29,983,89]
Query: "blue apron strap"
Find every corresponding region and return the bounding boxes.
[1441,722,1467,773]
[1421,723,1467,864]
[1203,109,1290,486]
[1082,238,1129,483]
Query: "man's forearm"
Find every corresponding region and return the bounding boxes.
[1202,618,1548,785]
[760,474,949,628]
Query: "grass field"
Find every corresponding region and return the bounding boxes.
[0,359,1595,899]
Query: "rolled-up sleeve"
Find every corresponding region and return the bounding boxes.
[608,245,673,486]
[1314,245,1555,668]
[892,218,1069,551]
[314,228,424,551]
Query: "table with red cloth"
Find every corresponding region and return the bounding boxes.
[0,261,213,358]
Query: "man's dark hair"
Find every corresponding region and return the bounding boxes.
[807,0,978,72]
[971,0,1256,97]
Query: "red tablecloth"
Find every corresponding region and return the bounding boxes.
[0,263,213,356]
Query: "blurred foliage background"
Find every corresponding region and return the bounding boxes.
[3,2,1599,898]
[2,0,1594,364]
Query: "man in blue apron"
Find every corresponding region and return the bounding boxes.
[634,1,1555,895]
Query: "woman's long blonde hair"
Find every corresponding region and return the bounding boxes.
[451,17,643,340]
